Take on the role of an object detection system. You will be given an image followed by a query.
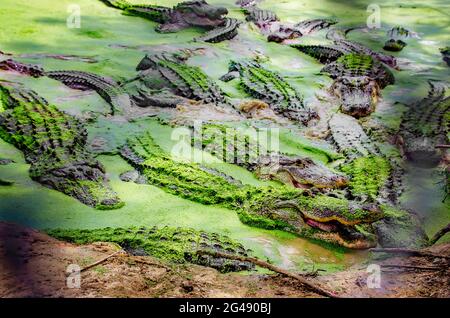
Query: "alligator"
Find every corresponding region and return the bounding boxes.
[398,81,449,166]
[267,19,337,43]
[327,113,402,202]
[219,59,317,124]
[440,47,450,67]
[243,6,279,30]
[292,38,398,69]
[0,158,15,165]
[236,0,261,8]
[99,0,238,42]
[387,26,419,39]
[194,18,241,43]
[0,59,44,77]
[383,39,406,52]
[291,49,394,117]
[0,54,229,112]
[47,226,254,272]
[195,124,348,189]
[0,59,131,115]
[0,83,123,209]
[383,26,416,52]
[237,0,335,43]
[129,53,228,106]
[119,132,383,249]
[45,70,132,115]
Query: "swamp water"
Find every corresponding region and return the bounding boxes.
[0,0,448,271]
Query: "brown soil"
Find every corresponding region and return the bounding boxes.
[0,222,448,298]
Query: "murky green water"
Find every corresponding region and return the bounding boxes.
[0,0,448,271]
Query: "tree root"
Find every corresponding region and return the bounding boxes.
[370,248,450,260]
[80,249,125,273]
[381,264,445,271]
[430,223,450,245]
[197,249,339,298]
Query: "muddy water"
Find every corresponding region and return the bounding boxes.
[0,0,449,271]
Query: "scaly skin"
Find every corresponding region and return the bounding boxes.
[321,53,394,117]
[244,6,279,29]
[120,132,382,249]
[0,59,44,77]
[334,39,398,69]
[399,81,449,164]
[0,83,123,209]
[236,0,260,8]
[195,124,348,189]
[291,45,344,64]
[292,39,398,69]
[195,18,241,43]
[322,52,394,118]
[131,53,228,105]
[268,19,336,43]
[383,39,407,52]
[0,59,132,115]
[100,0,230,38]
[220,59,317,124]
[45,70,132,115]
[47,226,254,272]
[328,113,402,204]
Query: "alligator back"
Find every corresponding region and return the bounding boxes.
[0,84,123,209]
[244,7,279,26]
[322,53,395,88]
[294,19,337,35]
[335,39,397,69]
[291,45,344,64]
[228,60,316,124]
[147,55,227,105]
[45,70,132,114]
[0,59,44,78]
[48,226,255,272]
[195,18,241,43]
[328,113,380,159]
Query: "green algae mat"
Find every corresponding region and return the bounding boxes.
[0,0,449,272]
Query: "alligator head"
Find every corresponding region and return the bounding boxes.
[331,76,379,118]
[173,0,228,28]
[255,155,348,189]
[34,159,124,210]
[244,188,383,249]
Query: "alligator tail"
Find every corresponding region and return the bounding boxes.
[45,70,132,115]
[99,0,132,10]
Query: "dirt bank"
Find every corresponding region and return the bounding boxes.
[0,222,448,298]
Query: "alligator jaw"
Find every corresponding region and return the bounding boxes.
[273,199,379,249]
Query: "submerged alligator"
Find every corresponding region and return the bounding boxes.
[0,83,123,209]
[119,132,384,249]
[100,0,239,43]
[128,52,228,107]
[398,81,449,166]
[327,113,429,248]
[0,59,131,115]
[237,1,336,43]
[48,226,254,272]
[292,50,395,117]
[220,59,318,124]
